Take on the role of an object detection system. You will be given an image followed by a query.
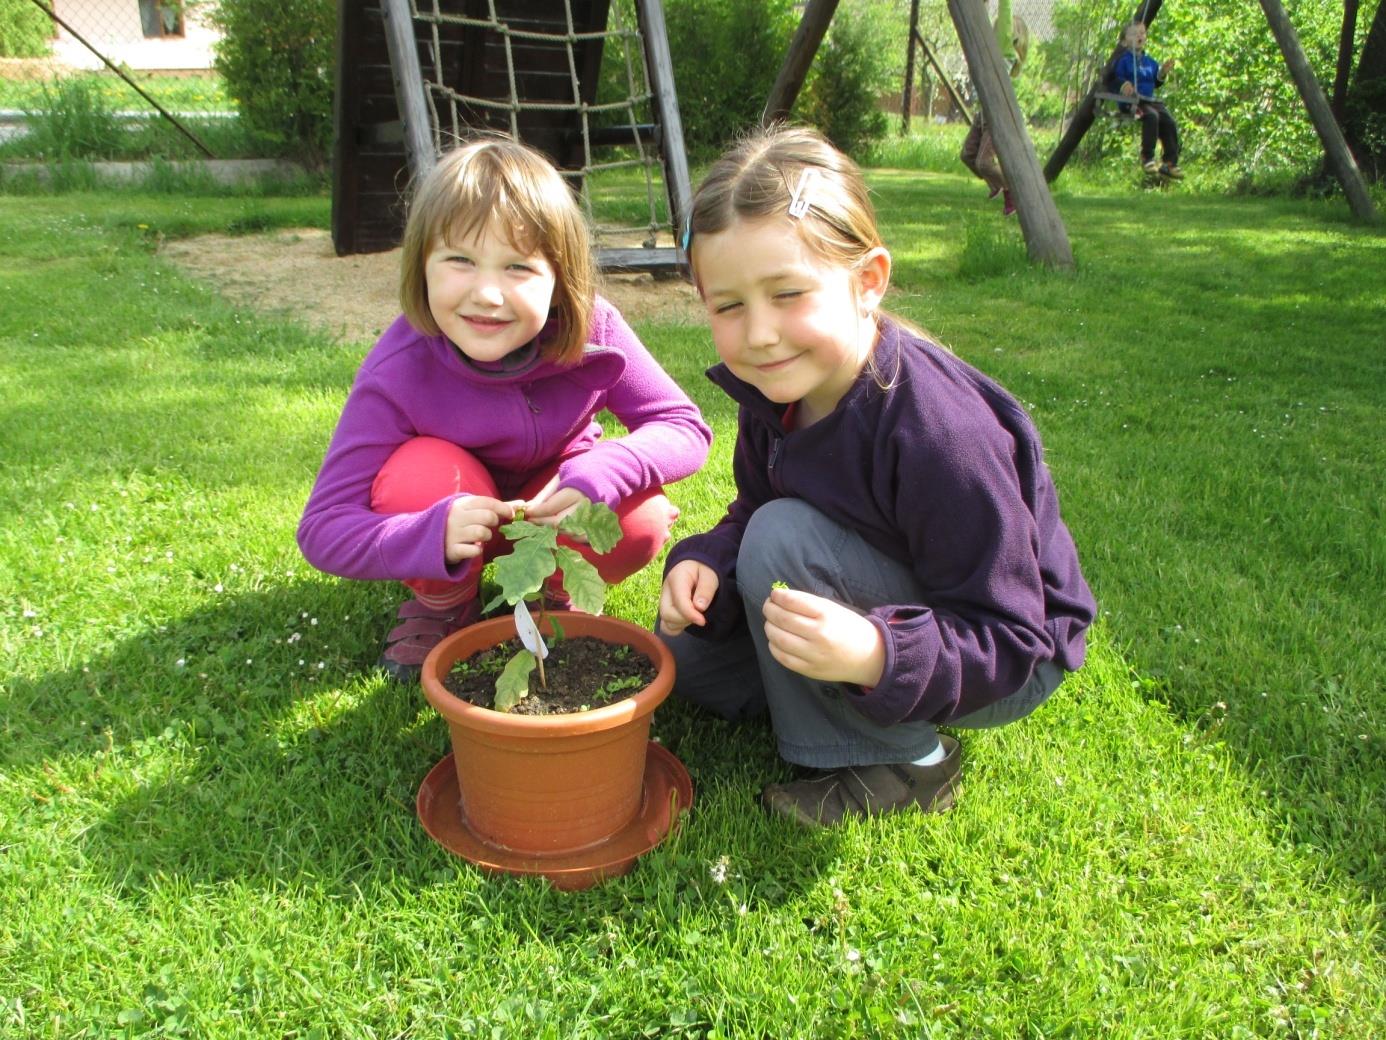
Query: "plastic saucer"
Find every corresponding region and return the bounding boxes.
[417,742,693,890]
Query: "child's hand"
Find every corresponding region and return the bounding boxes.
[522,479,593,539]
[1120,81,1136,97]
[1160,58,1175,75]
[761,587,885,689]
[659,560,719,636]
[444,495,519,565]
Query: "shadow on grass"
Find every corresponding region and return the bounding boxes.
[4,581,842,906]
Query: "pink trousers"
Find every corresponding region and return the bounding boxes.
[370,436,678,608]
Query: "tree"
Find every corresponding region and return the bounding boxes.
[1344,0,1386,177]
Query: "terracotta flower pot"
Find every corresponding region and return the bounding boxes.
[420,612,676,858]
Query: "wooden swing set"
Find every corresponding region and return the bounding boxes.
[1043,0,1376,228]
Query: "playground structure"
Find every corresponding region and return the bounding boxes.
[332,0,1378,268]
[1041,0,1375,223]
[331,0,691,271]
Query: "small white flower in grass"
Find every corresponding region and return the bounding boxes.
[245,659,253,665]
[709,856,729,884]
[298,659,305,666]
[175,658,185,668]
[310,618,317,626]
[845,948,861,964]
[317,662,325,670]
[89,504,98,512]
[23,609,37,618]
[65,502,75,510]
[213,583,224,593]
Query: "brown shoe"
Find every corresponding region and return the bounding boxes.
[762,736,961,827]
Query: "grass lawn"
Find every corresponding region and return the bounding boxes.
[2,165,1384,1037]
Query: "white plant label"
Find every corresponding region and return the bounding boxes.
[513,602,549,659]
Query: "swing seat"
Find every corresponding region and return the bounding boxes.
[1093,91,1157,127]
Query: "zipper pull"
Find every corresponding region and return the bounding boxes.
[523,391,540,414]
[768,437,781,470]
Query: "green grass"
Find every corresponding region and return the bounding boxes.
[2,168,1384,1037]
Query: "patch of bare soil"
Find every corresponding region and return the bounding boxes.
[442,635,657,715]
[160,227,703,343]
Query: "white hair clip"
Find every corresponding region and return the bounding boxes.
[788,167,819,219]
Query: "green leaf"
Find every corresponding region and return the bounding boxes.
[499,518,556,546]
[559,501,623,555]
[494,649,536,712]
[554,546,605,615]
[492,534,558,605]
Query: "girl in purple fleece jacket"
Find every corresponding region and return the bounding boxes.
[298,137,711,682]
[658,126,1095,827]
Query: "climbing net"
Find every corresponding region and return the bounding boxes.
[408,0,674,249]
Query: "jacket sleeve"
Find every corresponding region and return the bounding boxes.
[849,404,1054,726]
[295,371,477,585]
[1112,52,1133,89]
[556,302,712,507]
[662,411,775,639]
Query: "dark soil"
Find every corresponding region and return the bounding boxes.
[443,636,657,716]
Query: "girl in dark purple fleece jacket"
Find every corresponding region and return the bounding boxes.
[657,126,1095,827]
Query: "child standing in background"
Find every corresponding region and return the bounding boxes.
[299,136,711,682]
[659,125,1095,827]
[959,1,1029,216]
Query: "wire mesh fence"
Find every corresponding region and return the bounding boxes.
[0,0,239,158]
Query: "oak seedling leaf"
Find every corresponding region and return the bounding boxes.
[494,648,537,712]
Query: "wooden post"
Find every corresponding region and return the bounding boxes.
[918,30,972,126]
[1257,0,1378,223]
[902,0,922,135]
[946,0,1073,269]
[635,0,694,259]
[381,0,436,180]
[1044,0,1163,182]
[763,0,841,123]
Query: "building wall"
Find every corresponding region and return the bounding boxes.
[50,0,222,72]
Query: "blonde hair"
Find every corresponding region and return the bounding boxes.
[1012,15,1031,71]
[686,124,884,289]
[398,135,595,365]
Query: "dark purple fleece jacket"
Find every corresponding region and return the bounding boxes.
[665,318,1096,726]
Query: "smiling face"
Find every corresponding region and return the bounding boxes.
[424,219,557,363]
[692,216,890,425]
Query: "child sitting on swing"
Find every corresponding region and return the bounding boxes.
[1111,21,1183,179]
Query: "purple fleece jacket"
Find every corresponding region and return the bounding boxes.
[298,296,711,585]
[665,318,1096,726]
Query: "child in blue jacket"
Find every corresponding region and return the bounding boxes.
[1111,21,1183,178]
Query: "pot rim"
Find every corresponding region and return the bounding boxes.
[420,613,674,737]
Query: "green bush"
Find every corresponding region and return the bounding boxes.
[0,0,51,58]
[661,0,797,160]
[796,1,894,156]
[212,0,335,164]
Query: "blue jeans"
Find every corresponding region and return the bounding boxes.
[661,500,1064,768]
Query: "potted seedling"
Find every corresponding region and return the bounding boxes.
[417,503,690,889]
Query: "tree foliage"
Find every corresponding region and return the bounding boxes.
[0,0,52,58]
[796,1,895,155]
[211,0,335,163]
[1034,0,1381,180]
[660,0,798,160]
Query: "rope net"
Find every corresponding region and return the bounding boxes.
[408,0,672,250]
